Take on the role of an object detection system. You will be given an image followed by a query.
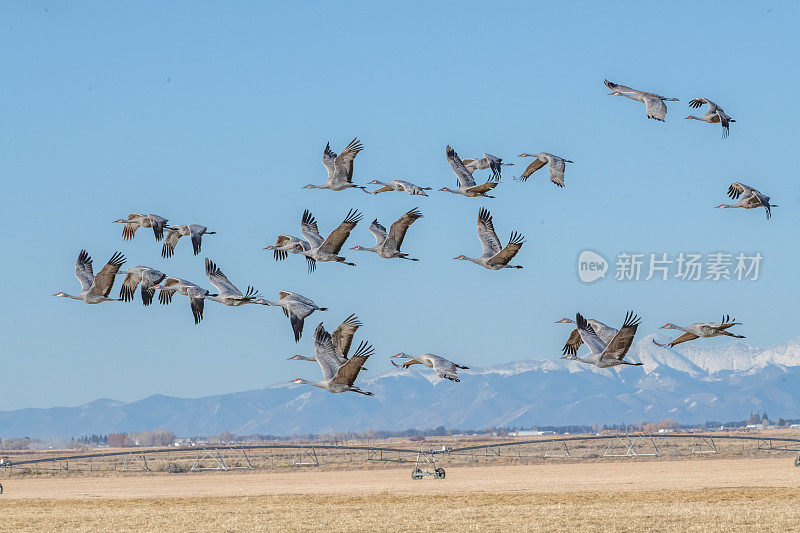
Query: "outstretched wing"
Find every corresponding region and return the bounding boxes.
[332,314,362,358]
[547,156,567,188]
[576,313,607,356]
[653,331,699,348]
[161,228,182,259]
[388,208,423,250]
[718,314,742,330]
[301,210,325,248]
[727,182,750,200]
[477,208,502,258]
[320,209,362,254]
[644,96,668,120]
[446,145,476,188]
[368,219,388,245]
[121,213,141,241]
[149,215,168,242]
[189,226,206,255]
[332,341,373,385]
[204,258,242,297]
[602,312,641,361]
[74,250,95,291]
[604,79,637,94]
[485,154,505,180]
[322,142,337,180]
[562,328,584,357]
[488,232,524,266]
[688,97,709,110]
[516,157,546,182]
[88,252,126,298]
[119,270,143,303]
[332,138,363,183]
[313,324,341,380]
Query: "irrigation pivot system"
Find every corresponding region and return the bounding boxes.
[2,433,800,480]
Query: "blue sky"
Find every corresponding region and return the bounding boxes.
[1,1,799,410]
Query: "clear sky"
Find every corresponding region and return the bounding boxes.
[2,1,799,410]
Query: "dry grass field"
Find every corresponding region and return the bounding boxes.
[2,457,800,531]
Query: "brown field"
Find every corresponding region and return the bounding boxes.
[2,457,800,532]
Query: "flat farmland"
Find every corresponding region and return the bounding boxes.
[2,457,800,531]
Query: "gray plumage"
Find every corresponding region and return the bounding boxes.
[604,79,679,121]
[716,182,777,220]
[304,138,369,192]
[256,290,328,342]
[440,145,499,198]
[391,352,469,382]
[515,153,573,188]
[454,208,525,270]
[686,98,735,138]
[162,224,216,258]
[114,213,169,242]
[53,250,126,304]
[351,208,423,260]
[119,266,167,306]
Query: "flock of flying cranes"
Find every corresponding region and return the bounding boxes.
[54,79,755,396]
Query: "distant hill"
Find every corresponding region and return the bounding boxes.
[2,335,799,439]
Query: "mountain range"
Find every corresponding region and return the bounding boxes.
[2,335,799,439]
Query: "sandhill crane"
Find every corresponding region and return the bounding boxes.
[604,79,678,121]
[162,224,216,258]
[113,213,169,242]
[53,250,126,304]
[368,179,432,196]
[119,266,166,306]
[686,98,735,138]
[256,291,328,342]
[293,209,362,273]
[289,314,365,368]
[440,146,499,198]
[351,208,423,261]
[391,353,469,382]
[290,325,374,396]
[153,277,214,324]
[264,235,310,261]
[653,315,745,348]
[201,258,260,307]
[462,154,513,180]
[304,138,369,192]
[515,153,573,188]
[454,208,524,270]
[717,182,777,220]
[556,316,618,357]
[571,311,643,368]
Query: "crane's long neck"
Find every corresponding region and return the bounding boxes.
[297,379,325,389]
[293,355,317,362]
[575,356,595,365]
[354,246,378,253]
[465,257,483,265]
[441,187,460,194]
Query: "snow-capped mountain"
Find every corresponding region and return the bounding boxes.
[2,337,799,439]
